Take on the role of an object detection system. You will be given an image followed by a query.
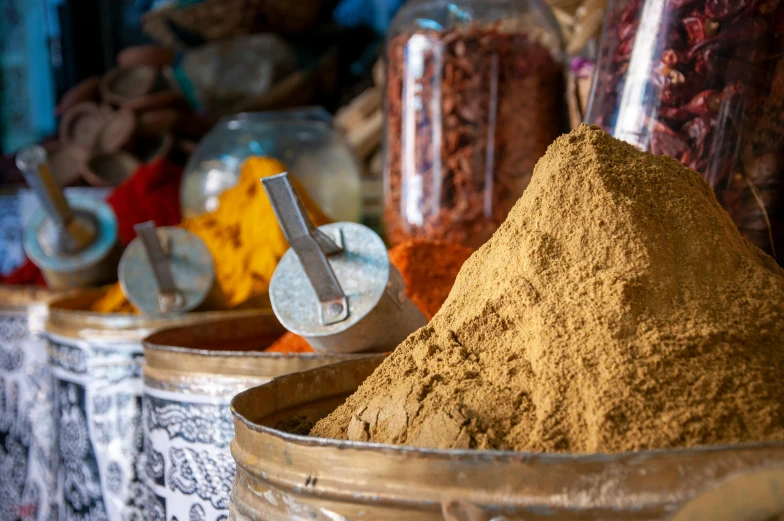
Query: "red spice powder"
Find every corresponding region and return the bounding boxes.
[264,333,314,353]
[388,239,473,320]
[265,239,474,353]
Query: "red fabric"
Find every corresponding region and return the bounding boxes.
[108,158,184,246]
[1,159,184,287]
[0,259,47,286]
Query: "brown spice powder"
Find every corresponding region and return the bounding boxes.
[312,124,784,453]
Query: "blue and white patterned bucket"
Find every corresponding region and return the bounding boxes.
[141,315,369,521]
[0,286,57,521]
[44,290,260,521]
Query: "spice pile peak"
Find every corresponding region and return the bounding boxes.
[312,124,784,453]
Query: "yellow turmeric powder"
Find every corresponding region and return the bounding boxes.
[91,157,330,313]
[94,283,137,314]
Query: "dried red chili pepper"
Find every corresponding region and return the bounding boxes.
[650,120,690,158]
[685,89,722,115]
[683,13,719,45]
[756,0,781,15]
[705,0,747,19]
[588,0,784,261]
[669,0,701,8]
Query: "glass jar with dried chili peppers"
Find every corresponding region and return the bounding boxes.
[383,0,567,249]
[587,0,784,262]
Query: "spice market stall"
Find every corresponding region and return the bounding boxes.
[0,113,189,521]
[6,86,479,516]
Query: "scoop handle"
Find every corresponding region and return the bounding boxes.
[16,145,74,228]
[134,221,184,313]
[262,173,348,326]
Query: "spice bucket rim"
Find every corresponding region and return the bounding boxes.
[45,288,270,332]
[230,357,784,463]
[0,284,58,312]
[142,311,376,360]
[146,342,372,360]
[143,314,381,399]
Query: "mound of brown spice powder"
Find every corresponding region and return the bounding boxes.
[311,124,784,453]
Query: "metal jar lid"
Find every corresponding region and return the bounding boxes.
[119,222,215,315]
[17,145,120,290]
[265,173,426,354]
[24,195,117,274]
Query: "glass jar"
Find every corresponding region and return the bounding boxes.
[587,0,784,261]
[180,107,362,222]
[383,0,567,248]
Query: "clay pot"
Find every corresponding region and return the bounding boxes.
[82,151,140,187]
[45,142,90,186]
[97,109,137,153]
[117,45,174,69]
[57,76,101,115]
[134,133,173,163]
[59,102,105,148]
[121,89,180,111]
[175,139,198,156]
[100,66,157,105]
[99,104,115,117]
[137,108,179,136]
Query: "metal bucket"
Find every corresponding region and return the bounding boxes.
[142,315,371,521]
[0,285,57,521]
[45,289,263,521]
[230,358,784,521]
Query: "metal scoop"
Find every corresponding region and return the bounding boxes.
[263,172,426,353]
[17,144,120,289]
[119,221,215,315]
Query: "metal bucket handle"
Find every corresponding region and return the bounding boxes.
[443,467,784,521]
[441,501,509,521]
[667,467,784,521]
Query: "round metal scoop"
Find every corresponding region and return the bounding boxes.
[119,222,215,315]
[17,144,120,290]
[265,172,426,354]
